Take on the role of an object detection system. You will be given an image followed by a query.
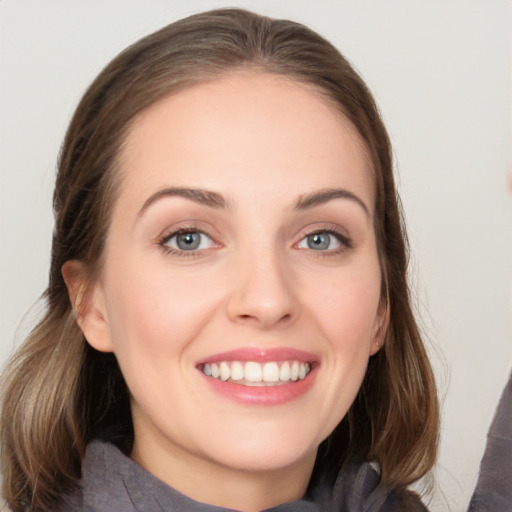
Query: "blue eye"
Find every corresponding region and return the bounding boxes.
[162,230,214,252]
[297,231,346,251]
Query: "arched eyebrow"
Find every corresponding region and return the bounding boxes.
[138,187,231,216]
[294,188,369,216]
[138,186,369,217]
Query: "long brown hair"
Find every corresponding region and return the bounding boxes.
[0,8,439,511]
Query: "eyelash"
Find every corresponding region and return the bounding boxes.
[296,228,352,256]
[157,226,352,257]
[158,227,217,257]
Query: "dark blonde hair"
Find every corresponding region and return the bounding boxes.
[0,8,439,512]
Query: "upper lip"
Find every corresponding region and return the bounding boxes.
[196,347,318,365]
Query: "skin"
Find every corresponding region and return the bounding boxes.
[64,72,387,511]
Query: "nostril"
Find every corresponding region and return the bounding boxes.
[234,312,293,326]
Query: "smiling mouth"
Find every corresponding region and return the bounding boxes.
[199,360,312,386]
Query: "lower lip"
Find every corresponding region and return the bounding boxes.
[200,367,317,406]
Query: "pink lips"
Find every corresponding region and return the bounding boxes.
[196,347,318,406]
[196,347,316,364]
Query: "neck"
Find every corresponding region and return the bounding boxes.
[130,430,316,511]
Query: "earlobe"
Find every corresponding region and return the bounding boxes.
[61,260,114,353]
[370,300,389,356]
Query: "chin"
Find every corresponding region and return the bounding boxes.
[197,422,324,473]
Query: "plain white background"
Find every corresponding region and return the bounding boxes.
[0,1,510,510]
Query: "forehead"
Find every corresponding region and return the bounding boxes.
[117,72,374,211]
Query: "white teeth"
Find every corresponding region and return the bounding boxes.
[220,362,230,381]
[290,361,299,381]
[201,360,312,385]
[279,361,291,382]
[245,362,263,382]
[231,361,244,381]
[263,362,280,382]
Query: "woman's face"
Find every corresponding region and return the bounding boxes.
[79,73,385,499]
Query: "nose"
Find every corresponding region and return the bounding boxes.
[226,247,298,329]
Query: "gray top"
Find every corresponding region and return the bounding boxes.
[468,373,512,511]
[59,441,428,511]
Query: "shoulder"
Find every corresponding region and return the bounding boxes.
[58,440,226,512]
[330,458,429,512]
[380,488,429,512]
[58,440,138,512]
[468,373,512,511]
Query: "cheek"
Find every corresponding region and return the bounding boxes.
[102,257,223,357]
[308,266,382,345]
[294,266,382,443]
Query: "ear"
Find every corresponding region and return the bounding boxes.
[369,299,389,356]
[62,260,114,353]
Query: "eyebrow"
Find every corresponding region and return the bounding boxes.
[138,186,369,217]
[138,187,230,216]
[294,188,370,216]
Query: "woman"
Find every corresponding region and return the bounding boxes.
[0,9,439,512]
